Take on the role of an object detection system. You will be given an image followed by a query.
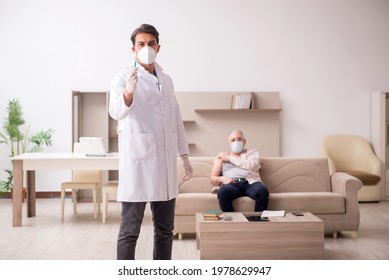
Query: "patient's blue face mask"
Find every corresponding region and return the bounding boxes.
[231,141,244,153]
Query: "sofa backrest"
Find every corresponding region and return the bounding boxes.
[177,157,331,193]
[260,157,331,193]
[177,157,214,193]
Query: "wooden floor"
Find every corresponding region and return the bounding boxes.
[0,198,388,260]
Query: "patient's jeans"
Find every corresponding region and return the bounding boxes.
[117,198,175,260]
[217,180,269,212]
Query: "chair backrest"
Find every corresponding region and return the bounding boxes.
[320,134,376,172]
[72,142,102,182]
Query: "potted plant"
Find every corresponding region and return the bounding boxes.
[0,98,54,198]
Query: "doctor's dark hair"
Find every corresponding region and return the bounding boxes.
[131,24,160,45]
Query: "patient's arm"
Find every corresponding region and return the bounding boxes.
[229,149,261,171]
[210,154,233,186]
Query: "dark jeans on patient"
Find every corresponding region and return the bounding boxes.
[117,198,175,260]
[217,180,269,212]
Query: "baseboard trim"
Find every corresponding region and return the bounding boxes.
[1,191,71,199]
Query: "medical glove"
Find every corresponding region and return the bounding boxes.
[181,155,193,181]
[125,67,138,93]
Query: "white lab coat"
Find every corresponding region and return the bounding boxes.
[109,62,189,202]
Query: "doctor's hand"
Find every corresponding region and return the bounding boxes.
[124,67,138,94]
[181,155,193,181]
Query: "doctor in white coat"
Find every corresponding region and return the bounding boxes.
[109,24,193,260]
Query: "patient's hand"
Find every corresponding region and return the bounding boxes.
[216,152,230,162]
[220,176,234,185]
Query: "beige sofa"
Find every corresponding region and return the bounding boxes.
[175,157,362,239]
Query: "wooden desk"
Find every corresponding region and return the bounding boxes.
[11,153,119,227]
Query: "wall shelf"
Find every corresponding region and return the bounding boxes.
[176,91,281,157]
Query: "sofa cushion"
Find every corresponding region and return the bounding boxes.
[176,193,220,215]
[233,192,345,214]
[269,192,345,214]
[260,157,331,193]
[344,170,380,185]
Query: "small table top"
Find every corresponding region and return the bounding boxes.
[196,211,323,224]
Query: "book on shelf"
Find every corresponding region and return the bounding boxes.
[202,209,223,217]
[231,93,253,109]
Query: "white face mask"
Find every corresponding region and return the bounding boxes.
[231,141,244,153]
[137,46,157,65]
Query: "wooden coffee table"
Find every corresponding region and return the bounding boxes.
[195,212,324,260]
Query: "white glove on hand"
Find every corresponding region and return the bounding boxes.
[181,155,193,181]
[125,67,138,93]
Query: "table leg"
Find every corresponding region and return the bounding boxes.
[12,160,23,227]
[26,170,36,217]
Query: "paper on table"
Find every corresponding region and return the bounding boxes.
[261,210,286,218]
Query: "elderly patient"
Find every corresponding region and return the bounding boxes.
[210,130,269,212]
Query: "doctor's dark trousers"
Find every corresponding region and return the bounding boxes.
[117,198,176,260]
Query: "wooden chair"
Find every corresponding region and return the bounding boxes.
[102,181,118,223]
[60,143,102,220]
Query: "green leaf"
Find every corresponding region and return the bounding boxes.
[4,98,25,142]
[27,129,54,153]
[0,169,13,192]
[1,98,54,190]
[30,129,54,147]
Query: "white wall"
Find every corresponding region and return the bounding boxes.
[1,0,389,191]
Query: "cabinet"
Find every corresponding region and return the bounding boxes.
[71,91,118,200]
[176,92,281,157]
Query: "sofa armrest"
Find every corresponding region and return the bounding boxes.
[331,172,362,231]
[331,172,362,195]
